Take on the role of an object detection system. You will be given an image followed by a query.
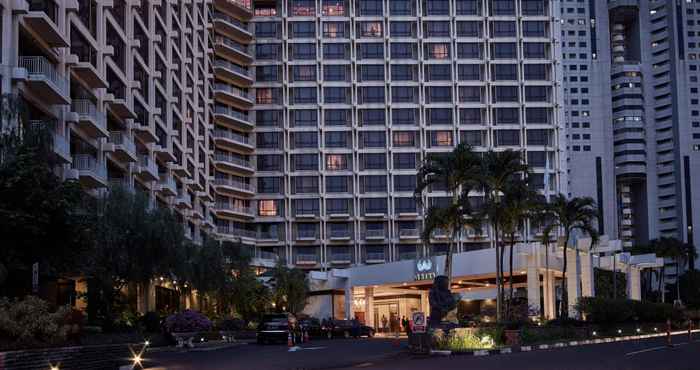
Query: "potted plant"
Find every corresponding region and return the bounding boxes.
[164,310,212,348]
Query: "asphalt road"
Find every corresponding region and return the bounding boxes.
[145,334,699,370]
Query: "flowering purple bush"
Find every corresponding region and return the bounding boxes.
[164,310,212,333]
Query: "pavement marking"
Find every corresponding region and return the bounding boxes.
[355,362,374,368]
[625,346,669,356]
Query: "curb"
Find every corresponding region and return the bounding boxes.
[426,329,700,357]
[146,341,250,354]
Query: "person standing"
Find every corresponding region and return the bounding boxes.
[381,315,388,333]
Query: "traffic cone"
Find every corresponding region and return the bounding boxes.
[288,332,293,347]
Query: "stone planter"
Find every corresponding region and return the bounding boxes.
[171,332,198,348]
[504,329,521,346]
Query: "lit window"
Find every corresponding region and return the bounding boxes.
[259,200,277,216]
[360,22,383,37]
[429,43,450,59]
[433,131,452,146]
[326,154,347,170]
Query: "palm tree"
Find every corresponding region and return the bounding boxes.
[415,144,480,285]
[531,200,556,318]
[545,194,599,319]
[654,237,684,303]
[476,150,529,322]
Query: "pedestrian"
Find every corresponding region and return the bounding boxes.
[401,316,408,332]
[381,315,388,333]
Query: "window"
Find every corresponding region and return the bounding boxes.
[357,0,382,16]
[426,43,450,59]
[258,200,278,216]
[293,87,317,104]
[394,175,416,192]
[490,0,515,16]
[362,175,387,193]
[358,43,384,59]
[294,176,319,194]
[258,177,281,194]
[360,64,384,81]
[493,64,517,80]
[427,108,453,125]
[395,197,417,213]
[431,131,453,146]
[324,87,350,103]
[290,22,315,38]
[326,176,350,192]
[292,109,318,126]
[294,132,318,148]
[392,109,417,125]
[526,151,547,168]
[493,86,519,102]
[459,86,482,103]
[256,65,279,82]
[291,0,315,16]
[524,43,547,59]
[256,110,282,127]
[257,132,281,149]
[393,131,416,147]
[523,21,547,37]
[492,43,517,59]
[393,153,416,169]
[524,64,547,80]
[257,154,282,171]
[495,130,520,146]
[323,65,348,81]
[526,129,551,146]
[325,109,350,126]
[427,87,452,103]
[391,64,416,81]
[325,131,348,148]
[425,21,450,37]
[293,154,318,171]
[392,86,417,103]
[426,64,451,81]
[460,130,483,146]
[360,86,385,103]
[326,154,348,170]
[256,44,280,60]
[256,22,280,38]
[294,199,319,215]
[491,21,516,37]
[456,21,481,37]
[460,108,483,125]
[425,0,449,15]
[291,43,316,60]
[362,153,386,170]
[360,109,385,126]
[363,198,387,214]
[390,0,413,15]
[322,0,346,15]
[390,21,414,37]
[457,43,482,59]
[494,108,519,124]
[521,0,546,16]
[458,64,481,81]
[359,21,382,37]
[526,107,550,124]
[361,131,386,148]
[390,43,416,59]
[323,43,349,59]
[256,88,280,104]
[327,198,350,213]
[292,65,316,81]
[525,86,549,102]
[456,0,480,15]
[323,22,347,38]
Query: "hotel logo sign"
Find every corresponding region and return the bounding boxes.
[414,258,436,281]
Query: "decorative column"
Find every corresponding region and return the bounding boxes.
[527,254,541,317]
[566,249,581,318]
[365,287,374,328]
[628,266,642,301]
[580,250,595,297]
[344,283,353,320]
[543,270,556,319]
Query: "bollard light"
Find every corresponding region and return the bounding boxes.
[617,329,622,334]
[636,328,641,333]
[592,331,597,336]
[145,340,150,346]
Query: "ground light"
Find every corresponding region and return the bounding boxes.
[636,328,641,333]
[617,329,622,334]
[592,331,597,336]
[144,340,150,346]
[132,355,142,366]
[50,366,59,370]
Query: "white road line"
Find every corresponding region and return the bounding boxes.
[625,346,668,356]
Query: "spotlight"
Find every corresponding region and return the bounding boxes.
[200,338,205,342]
[132,355,142,365]
[50,366,59,370]
[144,340,150,346]
[654,327,658,332]
[592,331,597,336]
[636,328,641,333]
[617,329,622,334]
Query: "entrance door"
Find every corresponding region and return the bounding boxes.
[355,311,366,324]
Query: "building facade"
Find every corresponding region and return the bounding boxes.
[562,0,700,269]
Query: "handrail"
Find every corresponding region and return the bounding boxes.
[19,56,68,96]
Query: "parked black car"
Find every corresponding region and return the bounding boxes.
[325,319,375,339]
[298,318,325,338]
[256,313,301,345]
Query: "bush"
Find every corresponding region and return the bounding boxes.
[0,296,70,349]
[164,310,212,333]
[576,297,680,324]
[140,311,162,333]
[434,328,496,351]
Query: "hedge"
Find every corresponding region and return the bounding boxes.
[576,297,682,324]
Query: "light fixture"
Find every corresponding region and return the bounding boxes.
[654,327,658,332]
[636,328,641,333]
[592,331,597,336]
[402,282,407,286]
[132,355,142,366]
[50,366,59,370]
[617,329,622,334]
[145,340,150,346]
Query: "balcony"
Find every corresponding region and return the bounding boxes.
[156,173,177,196]
[135,154,158,181]
[329,253,352,264]
[70,154,107,188]
[295,229,318,241]
[328,228,352,241]
[213,59,253,87]
[217,225,257,240]
[213,104,253,131]
[398,251,417,261]
[68,45,108,88]
[215,202,255,219]
[107,131,137,163]
[365,252,386,264]
[213,129,254,153]
[213,0,253,21]
[398,228,420,239]
[251,249,280,267]
[364,229,386,240]
[295,253,319,266]
[213,83,254,109]
[18,56,70,104]
[212,11,253,43]
[213,36,253,65]
[257,230,281,242]
[30,120,70,163]
[22,2,69,47]
[70,99,108,138]
[213,152,255,175]
[175,189,193,209]
[213,177,255,196]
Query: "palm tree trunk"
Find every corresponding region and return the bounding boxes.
[445,236,454,287]
[544,239,550,319]
[561,231,570,319]
[508,235,516,318]
[659,265,665,303]
[676,258,681,303]
[494,222,502,322]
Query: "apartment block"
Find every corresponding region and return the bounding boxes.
[0,0,215,244]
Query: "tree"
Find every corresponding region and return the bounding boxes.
[270,263,308,314]
[415,144,481,285]
[532,201,556,318]
[654,237,697,304]
[544,194,599,319]
[220,241,271,321]
[475,150,529,322]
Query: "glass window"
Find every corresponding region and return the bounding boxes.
[427,86,452,103]
[361,131,386,147]
[526,129,552,146]
[492,64,518,80]
[322,0,346,16]
[392,108,417,126]
[393,153,416,169]
[292,109,318,126]
[326,176,350,192]
[323,64,348,81]
[291,43,316,60]
[256,88,280,104]
[395,197,417,213]
[427,108,453,125]
[256,65,279,82]
[493,86,519,102]
[257,154,283,171]
[323,43,349,59]
[360,64,385,81]
[393,131,416,147]
[293,154,318,171]
[524,64,548,80]
[324,87,350,104]
[456,21,481,37]
[325,109,351,126]
[327,198,350,213]
[459,86,482,103]
[325,131,348,148]
[394,175,416,192]
[363,198,387,214]
[426,43,450,59]
[360,86,385,103]
[358,43,384,59]
[293,87,317,104]
[357,0,382,16]
[523,21,547,37]
[491,21,516,37]
[430,131,453,146]
[256,43,281,60]
[294,132,318,148]
[359,21,383,37]
[490,0,515,16]
[459,108,483,125]
[390,43,416,59]
[425,21,450,37]
[323,22,347,38]
[362,175,387,193]
[258,200,279,216]
[291,0,315,15]
[458,64,482,81]
[360,109,385,125]
[256,132,281,149]
[426,64,451,81]
[495,130,520,146]
[492,43,517,59]
[456,0,481,15]
[524,43,547,59]
[256,110,282,127]
[390,21,415,37]
[425,0,449,15]
[255,22,281,38]
[258,177,282,193]
[525,86,549,102]
[391,64,416,81]
[457,43,482,59]
[525,107,550,124]
[460,130,483,146]
[527,151,547,167]
[392,86,417,103]
[390,0,413,15]
[522,0,546,16]
[294,176,319,194]
[292,65,316,81]
[290,22,315,38]
[494,108,519,124]
[326,154,349,170]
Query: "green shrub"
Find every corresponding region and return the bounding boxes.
[576,297,680,324]
[140,311,162,333]
[0,296,70,349]
[435,328,496,351]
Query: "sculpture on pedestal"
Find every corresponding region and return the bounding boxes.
[428,275,457,328]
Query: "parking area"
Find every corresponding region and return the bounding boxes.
[146,337,407,370]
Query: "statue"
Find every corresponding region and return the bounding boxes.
[428,275,457,328]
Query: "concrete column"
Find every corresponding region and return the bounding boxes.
[628,266,642,301]
[420,291,429,316]
[543,270,556,319]
[344,283,352,320]
[580,251,595,297]
[365,287,374,328]
[526,255,541,317]
[566,249,581,318]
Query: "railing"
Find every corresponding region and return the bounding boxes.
[213,177,255,192]
[399,228,419,237]
[329,229,351,238]
[296,254,318,264]
[296,229,318,239]
[330,253,352,262]
[366,252,386,261]
[71,44,98,67]
[214,152,254,169]
[108,177,129,188]
[138,154,157,174]
[214,59,251,77]
[158,172,176,189]
[109,131,135,153]
[257,250,279,261]
[214,36,252,56]
[212,11,250,33]
[72,154,107,179]
[215,202,254,215]
[217,225,257,238]
[214,104,251,123]
[72,99,106,128]
[19,56,68,96]
[214,129,253,145]
[398,252,417,260]
[213,83,253,101]
[364,229,385,239]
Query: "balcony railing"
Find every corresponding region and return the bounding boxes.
[18,56,69,96]
[398,251,417,260]
[72,99,106,127]
[214,129,253,146]
[296,229,318,239]
[214,104,251,123]
[212,11,250,33]
[330,253,352,262]
[328,229,351,239]
[214,152,254,169]
[366,252,386,261]
[296,254,318,264]
[213,177,255,192]
[256,250,279,261]
[214,59,251,77]
[214,36,252,56]
[109,131,135,152]
[399,228,419,238]
[215,202,254,215]
[364,229,385,239]
[213,83,253,101]
[72,154,107,179]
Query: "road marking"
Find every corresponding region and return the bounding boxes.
[355,362,374,368]
[625,346,668,356]
[289,346,327,352]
